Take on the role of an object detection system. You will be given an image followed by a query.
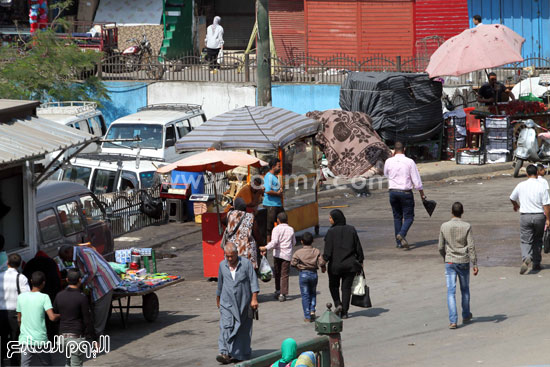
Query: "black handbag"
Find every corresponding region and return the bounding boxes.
[351,283,372,309]
[544,229,550,254]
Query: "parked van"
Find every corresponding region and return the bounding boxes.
[36,181,114,259]
[55,154,161,194]
[37,101,107,138]
[101,104,207,163]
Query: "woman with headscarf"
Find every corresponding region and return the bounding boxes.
[270,338,297,367]
[323,209,364,319]
[204,16,224,71]
[226,197,258,268]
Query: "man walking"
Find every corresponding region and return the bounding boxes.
[53,269,95,367]
[59,245,121,336]
[537,163,549,191]
[384,141,426,248]
[438,202,478,330]
[510,164,550,274]
[263,158,284,242]
[0,254,30,366]
[216,243,259,364]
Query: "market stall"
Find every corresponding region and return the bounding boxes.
[157,150,268,278]
[174,106,322,239]
[109,248,183,327]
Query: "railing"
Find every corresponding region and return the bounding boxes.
[96,187,166,237]
[235,336,331,367]
[95,52,550,86]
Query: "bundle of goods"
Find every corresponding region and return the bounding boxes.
[115,272,181,292]
[489,101,547,115]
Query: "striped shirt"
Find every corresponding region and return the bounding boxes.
[266,223,295,261]
[75,247,121,302]
[438,218,477,266]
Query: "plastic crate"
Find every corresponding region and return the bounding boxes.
[486,117,508,128]
[456,149,485,165]
[487,150,510,163]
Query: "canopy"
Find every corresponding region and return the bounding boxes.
[157,150,267,174]
[175,106,321,152]
[426,24,525,78]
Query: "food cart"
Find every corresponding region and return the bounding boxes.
[173,106,322,278]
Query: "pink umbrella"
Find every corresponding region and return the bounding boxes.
[426,24,525,78]
[157,150,267,174]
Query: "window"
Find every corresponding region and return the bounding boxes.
[165,125,176,147]
[74,121,82,130]
[87,116,103,136]
[120,171,138,191]
[79,195,104,225]
[92,169,117,194]
[175,120,191,138]
[62,166,92,186]
[56,202,84,236]
[139,171,156,188]
[38,209,62,243]
[189,115,205,129]
[103,124,163,149]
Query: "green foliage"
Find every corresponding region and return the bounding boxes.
[0,3,110,105]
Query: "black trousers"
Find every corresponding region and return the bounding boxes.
[265,206,285,238]
[206,47,220,69]
[0,309,20,364]
[328,272,356,314]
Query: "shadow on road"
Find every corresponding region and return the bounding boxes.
[471,314,508,324]
[409,239,439,250]
[351,307,390,318]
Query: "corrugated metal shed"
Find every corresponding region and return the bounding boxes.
[468,0,550,59]
[0,116,97,167]
[270,0,306,59]
[415,0,469,57]
[304,0,414,59]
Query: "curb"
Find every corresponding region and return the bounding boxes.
[318,162,512,199]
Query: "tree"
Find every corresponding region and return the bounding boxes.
[0,1,109,104]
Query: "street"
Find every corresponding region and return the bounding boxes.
[87,173,550,366]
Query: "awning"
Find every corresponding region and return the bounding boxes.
[94,0,163,25]
[175,106,321,152]
[0,116,98,167]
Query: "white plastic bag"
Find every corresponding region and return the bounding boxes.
[259,255,272,283]
[217,47,224,64]
[352,271,366,296]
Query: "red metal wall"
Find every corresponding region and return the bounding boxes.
[270,0,306,59]
[305,0,414,59]
[414,0,469,57]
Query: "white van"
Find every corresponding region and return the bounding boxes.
[101,104,207,163]
[55,154,162,195]
[37,101,107,138]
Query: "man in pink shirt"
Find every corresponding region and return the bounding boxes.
[260,212,295,302]
[383,142,427,249]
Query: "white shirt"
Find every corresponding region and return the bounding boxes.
[0,268,30,311]
[205,24,224,49]
[538,176,549,191]
[510,178,550,214]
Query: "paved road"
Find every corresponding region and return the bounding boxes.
[87,174,550,367]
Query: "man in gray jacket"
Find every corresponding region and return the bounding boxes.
[438,202,478,330]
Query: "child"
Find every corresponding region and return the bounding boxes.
[260,212,295,302]
[17,271,60,366]
[291,232,326,322]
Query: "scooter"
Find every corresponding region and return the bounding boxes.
[512,119,550,177]
[122,34,164,79]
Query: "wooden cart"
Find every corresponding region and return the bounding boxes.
[110,278,184,328]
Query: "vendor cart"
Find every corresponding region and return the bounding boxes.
[111,277,184,328]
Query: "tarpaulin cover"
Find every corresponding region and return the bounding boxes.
[94,0,163,25]
[339,72,443,143]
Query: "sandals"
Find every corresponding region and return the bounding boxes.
[216,354,232,365]
[449,323,457,329]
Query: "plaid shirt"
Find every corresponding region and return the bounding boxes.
[438,218,477,266]
[75,247,121,302]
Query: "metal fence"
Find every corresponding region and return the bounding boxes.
[96,187,166,237]
[96,52,550,87]
[97,52,430,84]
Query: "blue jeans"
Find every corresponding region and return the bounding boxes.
[445,263,471,324]
[389,190,415,244]
[299,270,318,319]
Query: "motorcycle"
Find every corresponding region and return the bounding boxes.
[122,34,164,79]
[512,119,550,177]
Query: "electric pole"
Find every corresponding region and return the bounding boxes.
[256,0,272,106]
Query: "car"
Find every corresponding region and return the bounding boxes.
[37,101,107,138]
[55,154,162,195]
[36,181,114,259]
[101,103,207,163]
